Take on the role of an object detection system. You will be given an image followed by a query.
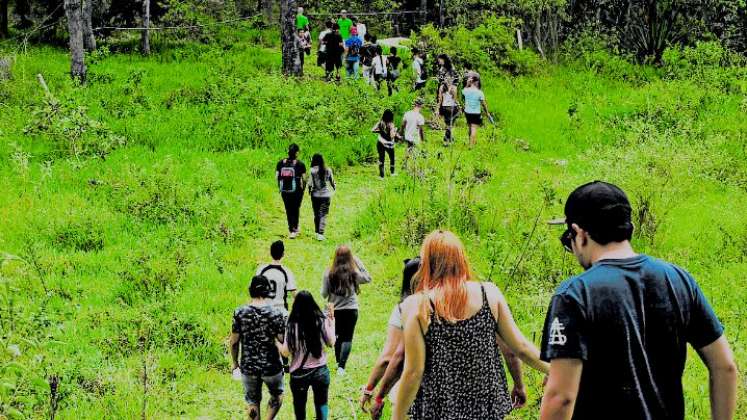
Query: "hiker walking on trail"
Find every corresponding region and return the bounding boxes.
[277,144,307,238]
[411,48,426,91]
[355,18,367,40]
[256,240,298,314]
[463,62,480,89]
[385,47,402,96]
[371,46,388,91]
[309,154,336,241]
[296,7,309,31]
[277,291,336,420]
[436,54,457,87]
[540,182,738,420]
[338,10,353,40]
[393,230,549,420]
[296,28,312,70]
[344,27,363,79]
[323,24,344,81]
[321,245,372,376]
[401,98,425,152]
[317,21,333,67]
[438,78,459,145]
[372,109,400,179]
[359,257,419,419]
[463,77,491,146]
[360,34,375,85]
[230,275,287,420]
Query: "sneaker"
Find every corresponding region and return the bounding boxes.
[289,231,298,239]
[379,176,385,181]
[337,368,346,377]
[391,172,397,177]
[316,233,325,241]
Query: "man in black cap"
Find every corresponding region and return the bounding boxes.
[539,181,737,420]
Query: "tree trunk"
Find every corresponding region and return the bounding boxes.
[533,14,545,59]
[280,0,301,76]
[141,0,151,55]
[0,0,8,38]
[439,0,445,27]
[82,0,96,51]
[64,0,87,82]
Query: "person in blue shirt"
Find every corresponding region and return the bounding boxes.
[462,77,491,146]
[344,27,363,79]
[540,181,738,420]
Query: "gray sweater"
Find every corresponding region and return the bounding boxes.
[320,256,372,310]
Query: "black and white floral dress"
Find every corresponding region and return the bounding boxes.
[409,284,512,420]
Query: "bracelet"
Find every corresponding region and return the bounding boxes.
[375,395,384,405]
[361,385,374,396]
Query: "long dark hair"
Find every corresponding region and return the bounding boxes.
[401,257,421,301]
[288,143,300,160]
[287,291,326,358]
[311,153,327,188]
[437,54,453,72]
[328,245,361,296]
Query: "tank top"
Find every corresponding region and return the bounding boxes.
[409,283,512,420]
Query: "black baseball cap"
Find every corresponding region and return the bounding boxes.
[563,181,634,245]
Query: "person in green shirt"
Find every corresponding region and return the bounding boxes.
[337,10,353,40]
[296,7,309,31]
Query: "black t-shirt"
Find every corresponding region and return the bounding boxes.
[232,304,286,376]
[540,255,724,420]
[388,55,402,71]
[323,32,343,57]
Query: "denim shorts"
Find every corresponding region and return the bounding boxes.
[241,371,284,405]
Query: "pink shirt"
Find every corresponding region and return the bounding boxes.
[285,317,336,372]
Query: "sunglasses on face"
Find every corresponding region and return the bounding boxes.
[560,227,576,253]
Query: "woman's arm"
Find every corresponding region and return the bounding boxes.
[485,283,549,373]
[363,327,403,396]
[328,168,336,191]
[393,296,427,420]
[276,330,290,358]
[354,256,372,284]
[323,316,336,347]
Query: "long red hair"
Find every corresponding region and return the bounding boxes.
[414,230,471,322]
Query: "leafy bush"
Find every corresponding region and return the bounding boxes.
[412,16,541,75]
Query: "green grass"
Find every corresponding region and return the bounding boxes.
[0,31,746,419]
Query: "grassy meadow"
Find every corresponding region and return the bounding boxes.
[0,26,746,419]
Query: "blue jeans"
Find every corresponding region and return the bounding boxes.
[290,365,330,420]
[346,59,359,78]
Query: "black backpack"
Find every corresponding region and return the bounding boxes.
[349,42,361,57]
[278,159,297,193]
[259,264,290,309]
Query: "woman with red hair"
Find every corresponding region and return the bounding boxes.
[393,230,550,420]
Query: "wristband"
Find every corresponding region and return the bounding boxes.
[375,395,384,406]
[361,385,374,396]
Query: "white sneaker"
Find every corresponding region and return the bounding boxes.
[289,231,298,239]
[316,233,325,241]
[391,172,397,177]
[337,368,346,376]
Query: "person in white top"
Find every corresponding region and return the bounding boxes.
[317,20,333,67]
[411,48,426,91]
[355,18,367,40]
[401,98,426,151]
[371,45,388,91]
[255,240,298,315]
[438,78,459,145]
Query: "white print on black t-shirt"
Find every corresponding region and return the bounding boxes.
[549,318,567,345]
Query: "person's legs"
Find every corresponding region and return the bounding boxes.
[281,193,294,233]
[242,374,263,420]
[311,196,321,234]
[263,373,284,420]
[386,146,395,175]
[469,123,477,146]
[293,190,304,233]
[334,309,358,370]
[318,197,330,235]
[290,376,310,420]
[376,141,386,178]
[353,60,359,79]
[311,366,331,420]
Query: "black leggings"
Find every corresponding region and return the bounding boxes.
[281,190,304,233]
[333,309,358,369]
[376,142,395,178]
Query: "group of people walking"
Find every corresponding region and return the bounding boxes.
[231,180,738,419]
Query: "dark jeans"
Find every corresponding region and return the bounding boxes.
[311,196,331,235]
[281,190,304,233]
[440,106,458,143]
[376,142,395,178]
[334,309,358,369]
[290,365,330,420]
